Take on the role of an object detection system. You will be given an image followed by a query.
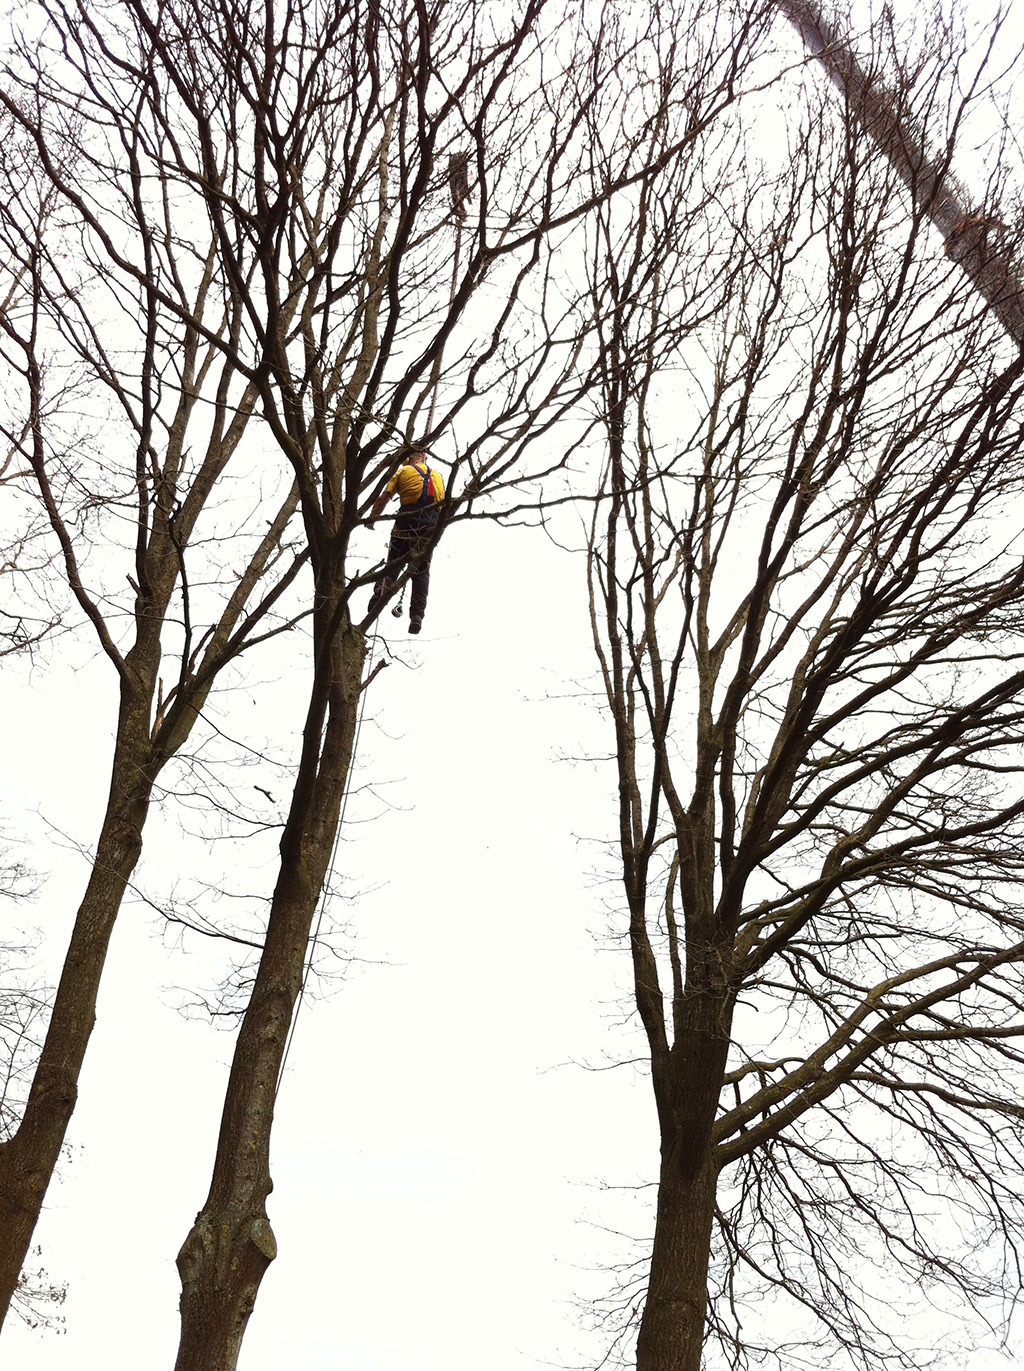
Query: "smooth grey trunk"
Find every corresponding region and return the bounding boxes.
[174,619,365,1371]
[778,0,1024,345]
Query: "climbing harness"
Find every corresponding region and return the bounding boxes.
[277,166,471,1091]
[407,459,441,513]
[383,459,442,620]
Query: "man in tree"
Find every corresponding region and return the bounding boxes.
[368,453,446,634]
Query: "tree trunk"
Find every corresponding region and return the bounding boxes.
[777,0,1024,347]
[636,1150,720,1371]
[636,973,732,1371]
[0,678,155,1328]
[174,620,365,1371]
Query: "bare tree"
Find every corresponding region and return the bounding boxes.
[0,35,307,1329]
[151,4,779,1366]
[583,8,1024,1369]
[0,315,66,1326]
[0,0,776,1364]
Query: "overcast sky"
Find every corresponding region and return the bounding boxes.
[9,511,1023,1371]
[4,515,675,1371]
[6,2,1024,1369]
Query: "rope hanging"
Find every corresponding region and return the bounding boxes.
[381,205,463,621]
[277,177,468,1095]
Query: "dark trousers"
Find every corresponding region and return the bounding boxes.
[370,513,437,622]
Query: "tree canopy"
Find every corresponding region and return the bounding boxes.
[3,2,1024,1370]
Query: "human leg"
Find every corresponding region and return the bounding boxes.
[409,555,431,624]
[368,525,412,615]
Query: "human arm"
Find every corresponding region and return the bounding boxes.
[370,470,401,522]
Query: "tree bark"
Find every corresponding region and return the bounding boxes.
[0,669,156,1327]
[174,618,365,1371]
[636,1152,720,1371]
[636,969,733,1371]
[777,0,1024,347]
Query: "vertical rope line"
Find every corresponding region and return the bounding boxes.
[276,212,461,1096]
[394,221,462,618]
[276,626,378,1099]
[424,219,463,438]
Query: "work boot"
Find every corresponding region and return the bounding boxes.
[409,617,422,635]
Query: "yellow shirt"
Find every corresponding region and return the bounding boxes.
[385,461,445,507]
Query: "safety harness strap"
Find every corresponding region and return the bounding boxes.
[411,461,435,508]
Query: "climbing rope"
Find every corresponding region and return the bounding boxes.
[424,217,463,439]
[375,215,463,623]
[276,199,466,1097]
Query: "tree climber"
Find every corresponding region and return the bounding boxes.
[368,453,446,634]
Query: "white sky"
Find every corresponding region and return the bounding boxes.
[6,2,1024,1369]
[8,509,1023,1371]
[3,519,671,1371]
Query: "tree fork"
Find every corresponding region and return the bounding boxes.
[174,620,366,1371]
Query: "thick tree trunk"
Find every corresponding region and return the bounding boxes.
[0,679,155,1328]
[174,621,365,1371]
[636,971,732,1371]
[636,1151,720,1371]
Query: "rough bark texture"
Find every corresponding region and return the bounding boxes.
[635,958,734,1371]
[637,1155,720,1371]
[0,627,163,1326]
[174,618,365,1371]
[0,774,150,1313]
